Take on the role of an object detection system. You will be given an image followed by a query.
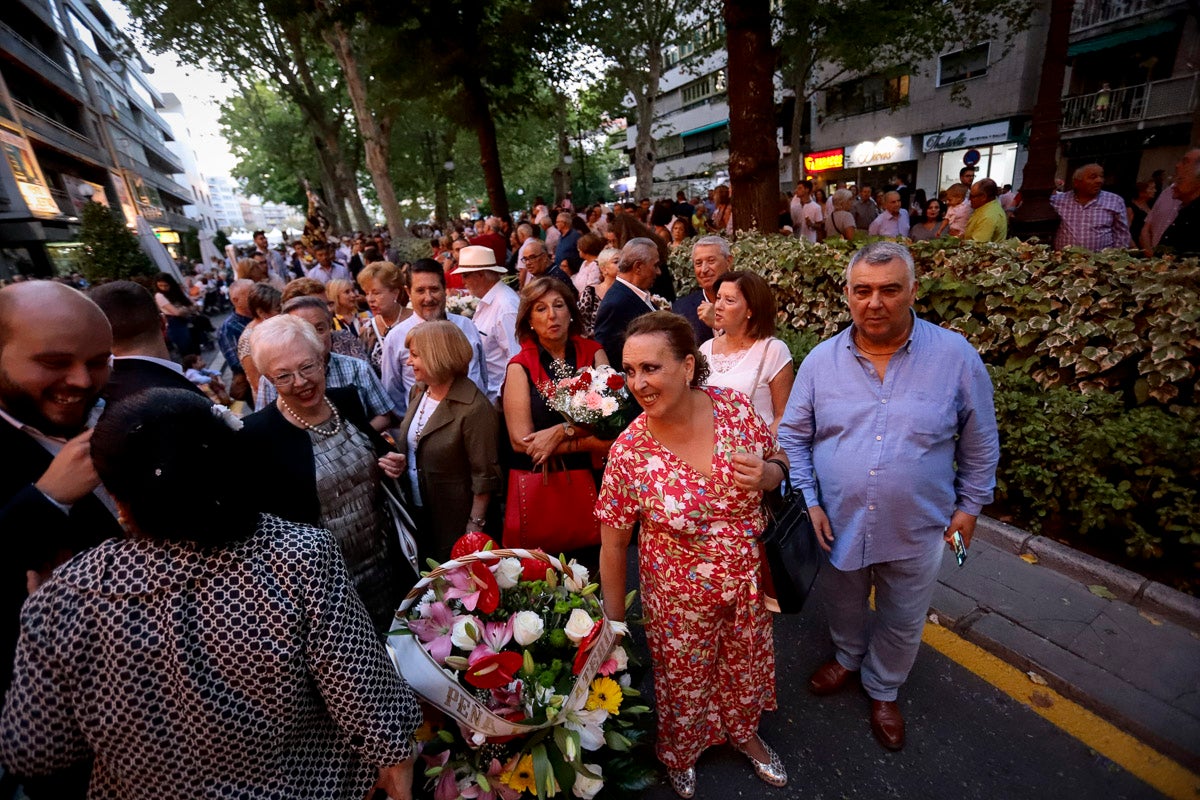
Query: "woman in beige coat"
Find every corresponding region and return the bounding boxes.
[395,321,500,562]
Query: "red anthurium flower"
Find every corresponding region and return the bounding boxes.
[519,552,550,582]
[606,374,625,391]
[572,619,605,675]
[470,562,500,614]
[465,650,524,689]
[452,531,496,559]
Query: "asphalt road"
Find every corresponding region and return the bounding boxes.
[622,553,1164,800]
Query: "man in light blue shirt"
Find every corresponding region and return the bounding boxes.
[867,191,910,238]
[778,241,998,752]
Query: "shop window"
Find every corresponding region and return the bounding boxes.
[824,72,909,120]
[938,43,990,86]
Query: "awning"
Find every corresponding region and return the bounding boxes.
[1069,18,1177,56]
[680,120,728,138]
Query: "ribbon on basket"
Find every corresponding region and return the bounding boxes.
[387,548,618,737]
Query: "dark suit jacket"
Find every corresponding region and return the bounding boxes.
[671,289,715,346]
[592,279,654,366]
[103,357,206,405]
[240,387,386,526]
[396,375,500,562]
[0,419,121,709]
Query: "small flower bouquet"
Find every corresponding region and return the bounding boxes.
[649,294,671,312]
[538,364,638,441]
[389,537,655,799]
[446,292,480,318]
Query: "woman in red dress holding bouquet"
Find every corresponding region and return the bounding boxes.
[596,311,789,798]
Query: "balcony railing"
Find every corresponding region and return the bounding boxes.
[1060,73,1198,132]
[0,21,84,100]
[13,101,105,163]
[1071,0,1160,33]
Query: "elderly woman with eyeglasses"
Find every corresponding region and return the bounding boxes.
[242,315,409,632]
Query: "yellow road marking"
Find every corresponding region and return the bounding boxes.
[922,622,1200,800]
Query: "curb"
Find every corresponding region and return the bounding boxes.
[973,516,1200,632]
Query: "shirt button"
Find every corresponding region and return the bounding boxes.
[869,470,876,476]
[881,399,888,404]
[876,435,882,441]
[868,505,876,511]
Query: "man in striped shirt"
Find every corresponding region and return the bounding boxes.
[1050,163,1131,251]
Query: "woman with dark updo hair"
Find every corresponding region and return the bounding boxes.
[0,388,421,800]
[596,311,790,797]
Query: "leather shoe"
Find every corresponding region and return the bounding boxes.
[870,700,905,751]
[808,660,858,696]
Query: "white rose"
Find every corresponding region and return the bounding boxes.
[494,558,522,589]
[564,562,590,592]
[610,645,628,671]
[451,616,480,650]
[572,765,604,799]
[564,608,596,644]
[512,610,545,646]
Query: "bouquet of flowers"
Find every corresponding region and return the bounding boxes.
[538,364,638,441]
[390,536,655,799]
[649,294,671,312]
[446,292,480,318]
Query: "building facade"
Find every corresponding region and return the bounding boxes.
[0,0,197,278]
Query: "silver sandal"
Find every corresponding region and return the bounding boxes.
[667,766,696,798]
[733,735,788,787]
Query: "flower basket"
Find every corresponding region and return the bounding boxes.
[387,544,654,799]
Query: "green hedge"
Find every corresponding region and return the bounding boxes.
[667,235,1200,578]
[669,234,1200,404]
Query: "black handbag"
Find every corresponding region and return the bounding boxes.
[759,459,821,614]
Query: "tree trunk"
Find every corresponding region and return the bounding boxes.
[789,85,805,188]
[434,128,454,229]
[1013,0,1073,241]
[324,21,406,237]
[724,0,780,234]
[312,133,351,232]
[553,95,572,204]
[462,74,509,221]
[631,49,662,202]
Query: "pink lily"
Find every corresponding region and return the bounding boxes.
[406,601,457,664]
[444,563,500,613]
[480,618,514,652]
[421,750,459,800]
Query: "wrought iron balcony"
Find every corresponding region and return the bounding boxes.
[1060,73,1198,132]
[1071,0,1161,33]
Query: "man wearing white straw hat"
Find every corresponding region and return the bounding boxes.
[453,245,520,405]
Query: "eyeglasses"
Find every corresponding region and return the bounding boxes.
[271,361,322,387]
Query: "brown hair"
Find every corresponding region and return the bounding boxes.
[515,277,583,344]
[712,271,777,340]
[578,233,605,259]
[624,311,710,387]
[405,319,472,384]
[247,283,282,319]
[281,277,325,304]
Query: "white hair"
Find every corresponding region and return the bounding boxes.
[250,314,323,374]
[691,235,730,259]
[845,241,916,285]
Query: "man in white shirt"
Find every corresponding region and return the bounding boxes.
[790,180,824,243]
[381,259,487,415]
[305,243,352,285]
[868,192,911,239]
[453,245,520,405]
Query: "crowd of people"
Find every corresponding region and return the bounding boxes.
[0,146,1196,799]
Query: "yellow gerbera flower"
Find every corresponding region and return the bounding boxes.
[501,754,537,794]
[585,676,623,715]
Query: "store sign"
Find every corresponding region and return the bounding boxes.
[803,148,844,172]
[844,137,915,168]
[922,121,1010,152]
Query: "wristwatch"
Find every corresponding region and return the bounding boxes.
[561,422,576,439]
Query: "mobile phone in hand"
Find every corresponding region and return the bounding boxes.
[950,530,967,567]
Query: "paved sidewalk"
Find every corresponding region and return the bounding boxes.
[933,517,1200,772]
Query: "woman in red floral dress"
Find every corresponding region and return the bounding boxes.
[595,311,789,798]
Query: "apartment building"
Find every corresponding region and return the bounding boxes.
[802,0,1196,198]
[0,0,197,278]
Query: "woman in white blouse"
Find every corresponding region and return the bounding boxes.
[699,271,795,435]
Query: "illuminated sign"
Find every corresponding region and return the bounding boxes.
[0,128,60,218]
[844,136,915,168]
[803,149,844,172]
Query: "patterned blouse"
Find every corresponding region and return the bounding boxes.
[0,515,421,799]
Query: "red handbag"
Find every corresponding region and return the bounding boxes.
[502,461,601,553]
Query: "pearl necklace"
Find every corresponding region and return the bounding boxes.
[279,396,343,437]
